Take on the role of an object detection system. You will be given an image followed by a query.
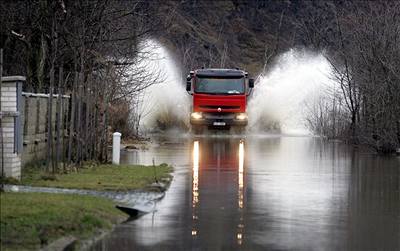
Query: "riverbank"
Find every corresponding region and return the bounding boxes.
[1,163,173,250]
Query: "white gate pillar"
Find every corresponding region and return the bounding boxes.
[1,76,25,179]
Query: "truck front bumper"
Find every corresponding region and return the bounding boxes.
[190,112,248,127]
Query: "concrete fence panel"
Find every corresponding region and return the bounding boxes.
[20,93,70,166]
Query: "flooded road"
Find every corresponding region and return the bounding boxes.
[93,135,399,250]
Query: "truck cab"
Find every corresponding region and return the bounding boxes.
[186,68,254,132]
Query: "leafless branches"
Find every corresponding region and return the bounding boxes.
[301,1,400,153]
[1,0,167,169]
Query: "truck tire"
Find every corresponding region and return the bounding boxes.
[231,126,245,135]
[192,125,204,135]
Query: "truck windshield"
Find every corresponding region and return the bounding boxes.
[195,77,245,95]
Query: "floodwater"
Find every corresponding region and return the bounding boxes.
[92,134,400,251]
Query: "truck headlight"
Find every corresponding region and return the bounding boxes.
[235,113,247,120]
[191,112,203,120]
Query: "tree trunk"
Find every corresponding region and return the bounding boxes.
[83,76,91,160]
[67,72,78,164]
[47,84,54,172]
[76,73,83,166]
[55,66,63,170]
[351,112,356,142]
[1,48,5,189]
[397,120,400,147]
[91,75,98,160]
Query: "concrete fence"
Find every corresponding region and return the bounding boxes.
[1,76,70,179]
[21,92,70,166]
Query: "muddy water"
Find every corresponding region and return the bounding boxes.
[93,135,399,251]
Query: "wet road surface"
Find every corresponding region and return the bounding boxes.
[92,135,399,250]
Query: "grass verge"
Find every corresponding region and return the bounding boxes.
[19,163,173,191]
[0,192,125,251]
[1,163,173,250]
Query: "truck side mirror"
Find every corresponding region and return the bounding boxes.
[186,81,191,92]
[186,76,192,92]
[249,79,254,88]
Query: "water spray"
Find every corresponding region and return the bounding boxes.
[248,49,334,135]
[137,40,190,133]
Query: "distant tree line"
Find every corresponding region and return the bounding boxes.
[154,0,295,75]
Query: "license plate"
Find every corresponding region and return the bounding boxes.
[213,122,226,126]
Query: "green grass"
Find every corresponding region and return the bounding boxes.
[0,164,173,249]
[0,192,125,251]
[20,163,173,191]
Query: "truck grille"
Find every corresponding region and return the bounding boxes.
[199,105,240,109]
[204,113,236,119]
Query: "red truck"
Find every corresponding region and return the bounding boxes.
[186,68,254,133]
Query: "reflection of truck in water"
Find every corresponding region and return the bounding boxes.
[186,68,254,133]
[191,138,245,241]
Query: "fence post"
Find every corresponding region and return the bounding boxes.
[112,132,121,165]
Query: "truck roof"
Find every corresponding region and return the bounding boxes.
[195,68,246,77]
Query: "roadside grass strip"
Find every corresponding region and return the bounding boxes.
[0,192,125,251]
[20,163,173,191]
[0,163,173,250]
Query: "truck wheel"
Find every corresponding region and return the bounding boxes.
[231,126,245,135]
[192,125,204,135]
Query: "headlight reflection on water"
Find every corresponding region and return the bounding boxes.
[192,141,200,237]
[192,141,199,206]
[237,140,245,245]
[238,140,244,209]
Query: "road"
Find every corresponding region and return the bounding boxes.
[92,135,400,250]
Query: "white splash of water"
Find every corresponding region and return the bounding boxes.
[248,49,333,135]
[137,40,190,132]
